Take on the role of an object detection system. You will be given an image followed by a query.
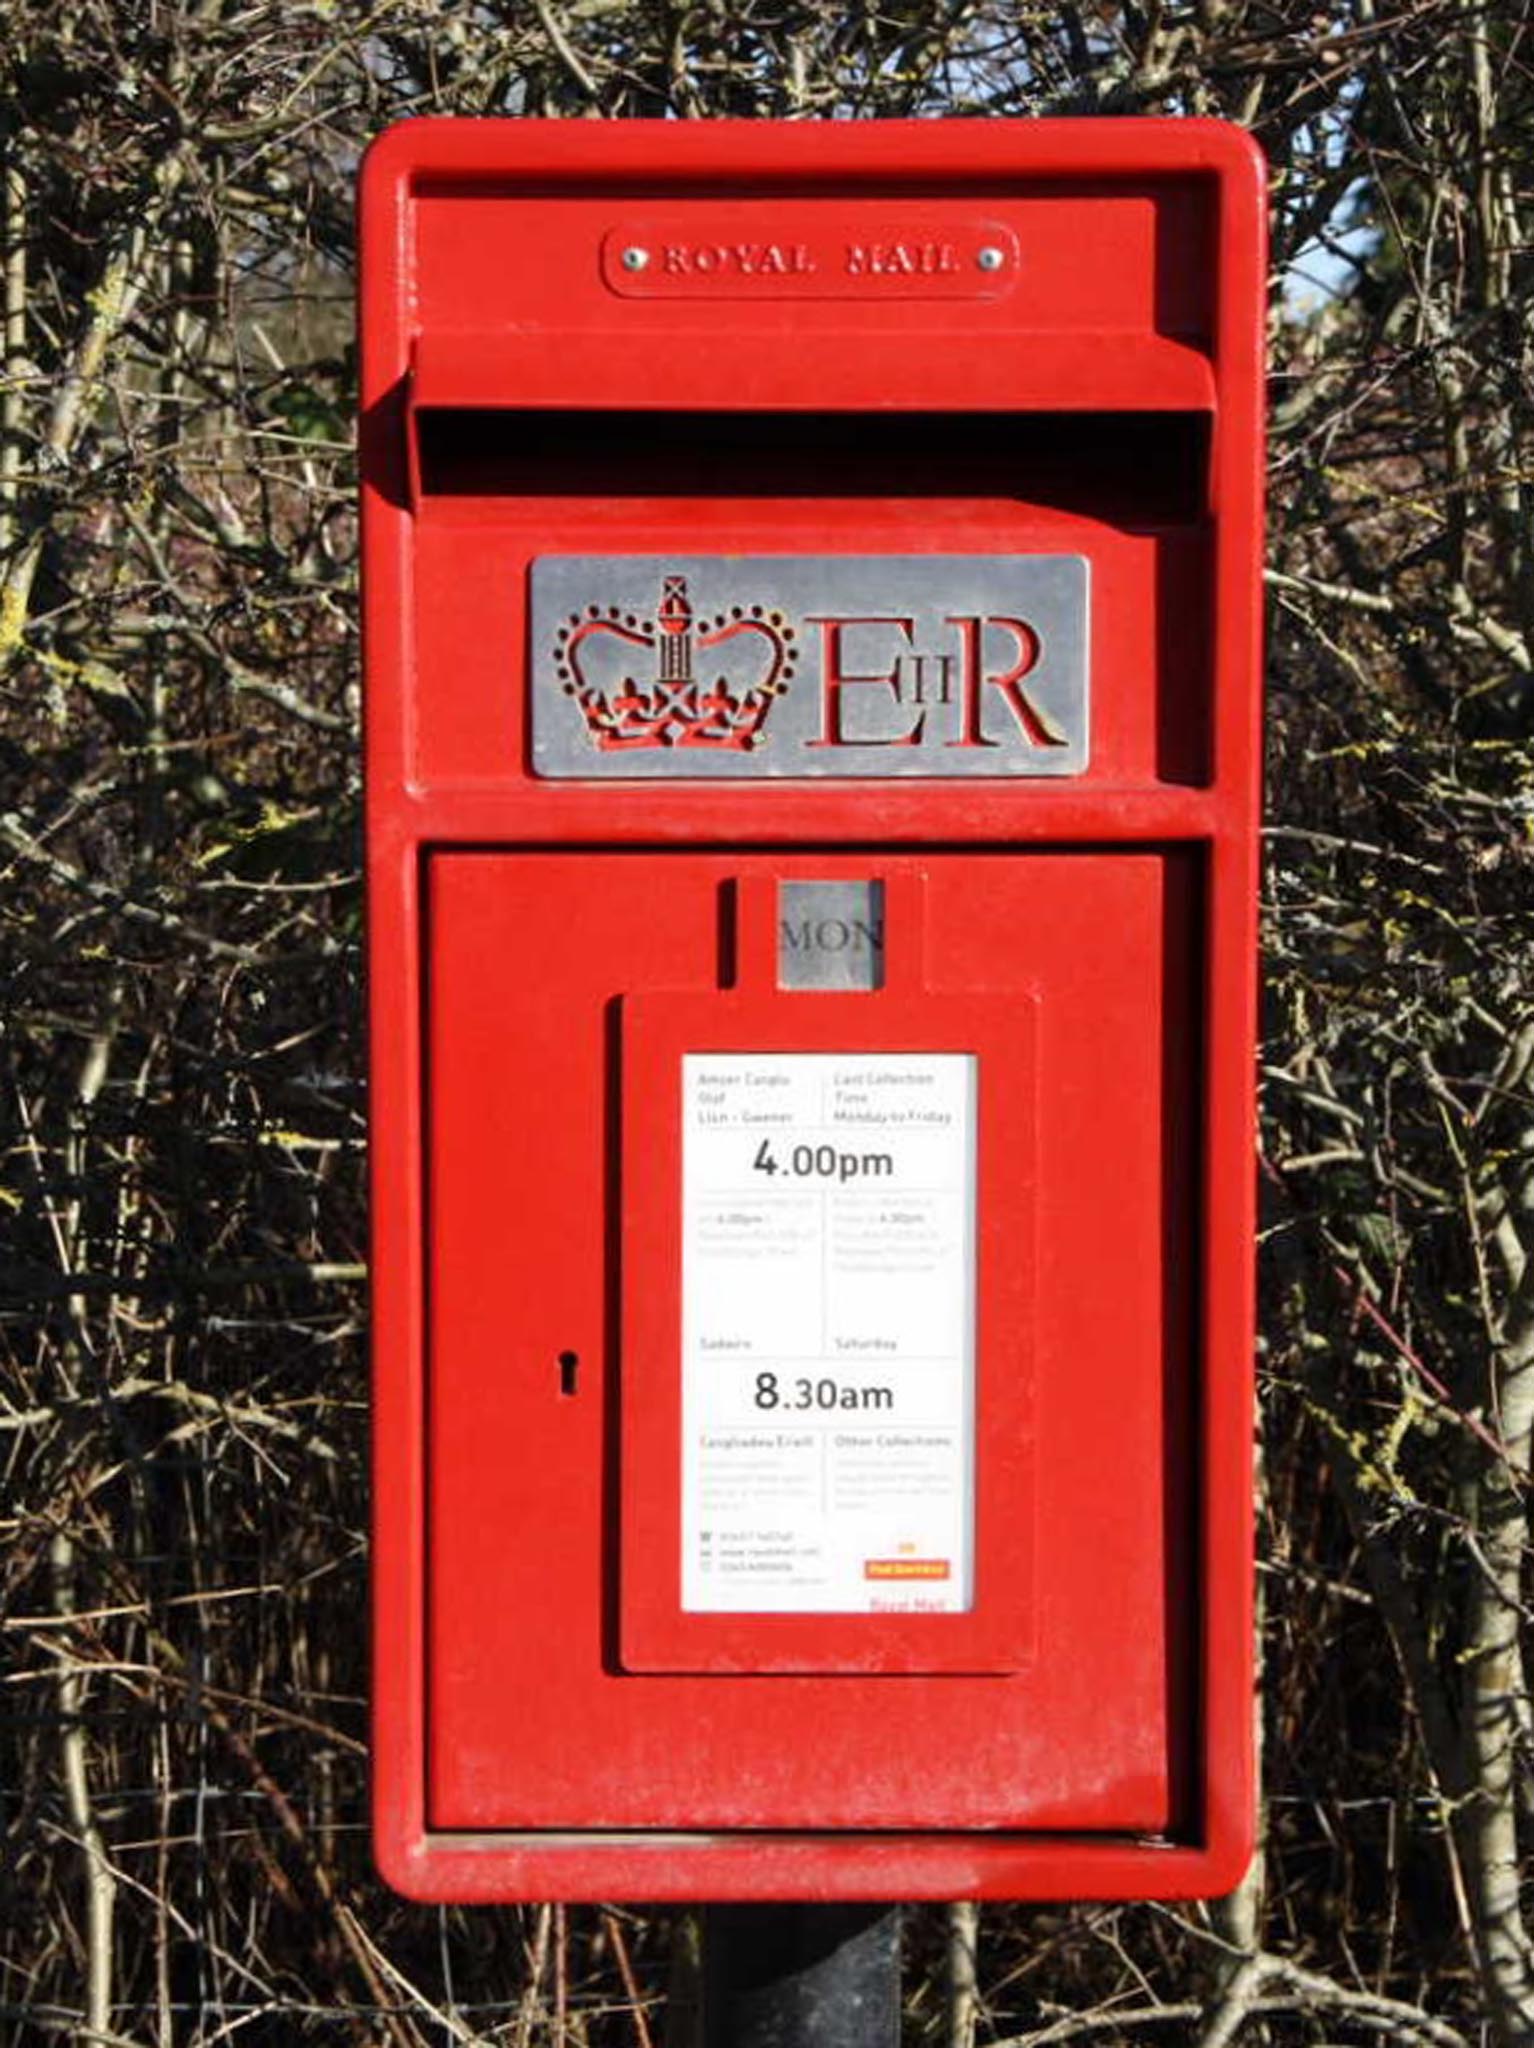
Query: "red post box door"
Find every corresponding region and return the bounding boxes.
[425,848,1194,1834]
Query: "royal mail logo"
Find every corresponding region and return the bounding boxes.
[554,575,798,751]
[532,554,1090,781]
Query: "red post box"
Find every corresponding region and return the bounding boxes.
[360,118,1265,1904]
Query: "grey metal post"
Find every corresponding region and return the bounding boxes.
[700,1905,901,2048]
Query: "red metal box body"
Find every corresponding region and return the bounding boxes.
[360,118,1264,1902]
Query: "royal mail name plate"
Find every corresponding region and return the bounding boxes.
[601,216,1021,301]
[529,555,1089,779]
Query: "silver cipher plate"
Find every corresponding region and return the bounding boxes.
[529,554,1089,780]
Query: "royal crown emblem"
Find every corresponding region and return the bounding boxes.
[554,575,798,750]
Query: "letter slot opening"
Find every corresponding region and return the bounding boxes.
[412,409,1211,525]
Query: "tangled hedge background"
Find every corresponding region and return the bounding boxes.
[1,3,1531,2042]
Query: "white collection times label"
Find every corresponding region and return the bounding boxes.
[681,1052,977,1614]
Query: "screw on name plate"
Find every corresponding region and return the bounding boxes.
[976,245,1006,272]
[621,245,651,272]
